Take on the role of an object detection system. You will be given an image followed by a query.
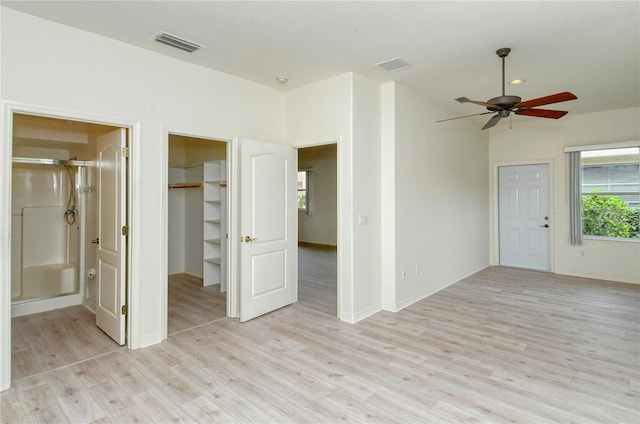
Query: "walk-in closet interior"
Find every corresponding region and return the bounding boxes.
[167,135,228,328]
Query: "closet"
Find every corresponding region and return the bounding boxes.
[168,136,227,289]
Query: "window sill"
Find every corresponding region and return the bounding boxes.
[583,235,640,243]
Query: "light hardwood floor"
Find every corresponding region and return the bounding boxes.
[10,305,122,381]
[10,273,227,382]
[167,273,227,335]
[298,244,337,317]
[3,266,639,423]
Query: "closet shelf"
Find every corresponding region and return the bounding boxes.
[205,218,221,224]
[168,163,203,169]
[205,238,221,244]
[204,256,221,264]
[204,199,221,204]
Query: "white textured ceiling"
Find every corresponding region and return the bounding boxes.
[3,1,639,120]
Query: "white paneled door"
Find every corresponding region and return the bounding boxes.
[239,139,297,322]
[96,128,127,345]
[498,164,550,271]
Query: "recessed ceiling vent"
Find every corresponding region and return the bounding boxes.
[154,31,204,53]
[375,57,412,72]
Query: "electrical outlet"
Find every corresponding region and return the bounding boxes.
[415,265,420,275]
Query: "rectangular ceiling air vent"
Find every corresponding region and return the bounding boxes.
[375,57,412,72]
[154,31,204,53]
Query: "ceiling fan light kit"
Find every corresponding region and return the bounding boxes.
[438,47,577,130]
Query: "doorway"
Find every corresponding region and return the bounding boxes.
[8,112,130,381]
[498,163,551,271]
[167,134,228,335]
[297,144,338,316]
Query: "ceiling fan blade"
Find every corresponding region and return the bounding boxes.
[456,97,498,108]
[482,114,502,130]
[515,108,568,119]
[516,91,577,108]
[436,111,494,123]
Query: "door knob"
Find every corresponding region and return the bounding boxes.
[540,224,549,228]
[242,236,257,243]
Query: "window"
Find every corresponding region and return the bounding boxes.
[580,147,640,239]
[297,170,310,213]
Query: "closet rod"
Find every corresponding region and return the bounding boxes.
[12,156,91,167]
[168,183,203,190]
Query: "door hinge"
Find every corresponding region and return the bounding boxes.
[122,225,129,236]
[121,305,128,315]
[122,146,129,158]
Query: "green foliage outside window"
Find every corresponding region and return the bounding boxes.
[582,190,640,238]
[298,191,307,209]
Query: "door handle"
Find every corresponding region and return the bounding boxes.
[91,238,100,244]
[540,224,549,228]
[241,236,257,243]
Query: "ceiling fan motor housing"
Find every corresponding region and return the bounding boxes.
[487,95,522,110]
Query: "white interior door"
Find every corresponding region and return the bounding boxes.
[498,164,550,271]
[96,128,127,344]
[239,139,297,322]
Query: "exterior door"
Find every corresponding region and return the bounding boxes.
[498,164,550,271]
[239,139,297,322]
[96,128,127,344]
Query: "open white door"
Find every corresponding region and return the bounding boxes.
[96,128,127,344]
[239,139,297,322]
[498,164,550,271]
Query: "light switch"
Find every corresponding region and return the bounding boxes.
[358,214,368,225]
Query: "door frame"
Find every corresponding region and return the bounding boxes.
[492,160,555,272]
[0,101,139,391]
[291,138,342,319]
[161,128,237,339]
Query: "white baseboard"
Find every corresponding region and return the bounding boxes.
[391,264,489,312]
[340,302,381,323]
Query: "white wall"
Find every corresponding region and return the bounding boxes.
[298,144,337,246]
[167,179,186,275]
[381,82,490,311]
[286,73,354,320]
[489,107,640,284]
[167,166,204,277]
[351,74,382,318]
[380,82,397,307]
[287,72,383,322]
[0,7,286,389]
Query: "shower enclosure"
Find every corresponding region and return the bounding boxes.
[11,157,88,304]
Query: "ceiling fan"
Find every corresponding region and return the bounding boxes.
[437,47,577,130]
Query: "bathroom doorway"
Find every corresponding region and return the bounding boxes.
[9,113,130,380]
[167,134,228,335]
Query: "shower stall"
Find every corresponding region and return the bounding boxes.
[11,157,91,308]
